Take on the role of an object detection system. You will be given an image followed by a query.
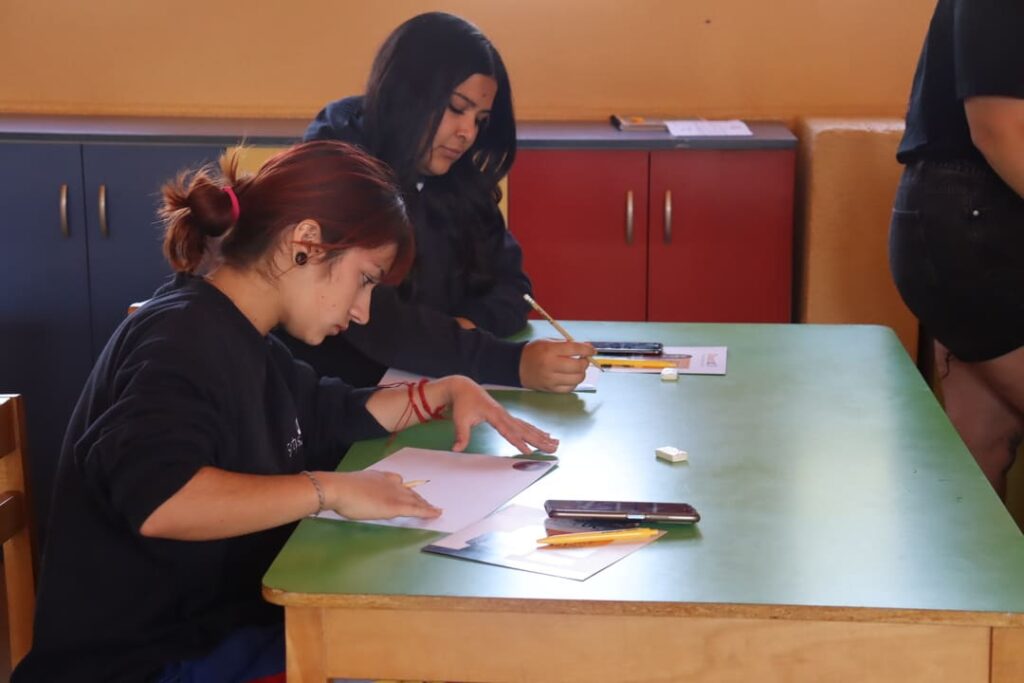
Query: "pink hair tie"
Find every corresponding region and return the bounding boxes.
[223,186,241,223]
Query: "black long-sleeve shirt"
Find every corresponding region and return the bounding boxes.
[275,96,530,387]
[13,274,386,682]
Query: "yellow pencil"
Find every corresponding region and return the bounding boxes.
[537,527,660,546]
[522,294,604,373]
[595,358,678,369]
[403,479,430,488]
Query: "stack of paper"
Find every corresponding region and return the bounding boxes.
[665,120,752,137]
[423,505,664,581]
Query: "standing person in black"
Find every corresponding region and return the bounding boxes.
[277,11,594,394]
[12,141,558,682]
[890,0,1024,499]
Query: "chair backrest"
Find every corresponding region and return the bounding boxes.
[795,117,917,360]
[0,394,36,667]
[229,145,511,223]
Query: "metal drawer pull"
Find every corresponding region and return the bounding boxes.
[625,190,634,245]
[59,184,69,238]
[99,184,109,238]
[664,190,673,244]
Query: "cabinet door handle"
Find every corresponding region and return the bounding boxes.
[98,184,109,238]
[625,190,634,245]
[663,190,673,244]
[59,184,69,238]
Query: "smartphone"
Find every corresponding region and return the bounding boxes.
[544,500,700,524]
[587,341,664,356]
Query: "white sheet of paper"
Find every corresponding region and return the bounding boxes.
[379,366,600,392]
[423,505,664,581]
[601,346,728,375]
[665,119,752,137]
[317,447,556,532]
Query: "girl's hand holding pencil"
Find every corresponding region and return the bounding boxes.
[522,294,604,373]
[519,294,600,393]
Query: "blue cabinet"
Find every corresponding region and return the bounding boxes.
[82,144,222,354]
[0,142,94,539]
[0,140,222,537]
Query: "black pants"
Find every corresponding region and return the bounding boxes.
[889,159,1024,362]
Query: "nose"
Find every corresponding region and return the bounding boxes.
[348,286,372,326]
[456,113,476,145]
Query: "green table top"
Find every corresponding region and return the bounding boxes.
[264,323,1024,621]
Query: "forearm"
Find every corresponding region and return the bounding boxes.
[346,288,526,386]
[966,96,1024,198]
[141,464,443,540]
[140,467,320,540]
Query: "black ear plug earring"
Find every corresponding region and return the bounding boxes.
[295,252,308,266]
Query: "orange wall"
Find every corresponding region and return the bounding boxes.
[0,0,935,120]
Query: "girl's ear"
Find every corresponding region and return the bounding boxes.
[289,220,323,262]
[291,220,322,245]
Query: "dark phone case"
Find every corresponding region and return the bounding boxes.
[544,500,700,523]
[588,342,664,356]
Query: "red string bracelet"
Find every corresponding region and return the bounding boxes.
[416,378,445,421]
[407,381,428,424]
[374,382,417,447]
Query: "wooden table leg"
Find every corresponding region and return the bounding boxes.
[285,607,326,683]
[992,627,1024,683]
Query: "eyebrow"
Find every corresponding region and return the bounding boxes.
[452,91,491,113]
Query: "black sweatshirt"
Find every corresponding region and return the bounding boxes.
[13,274,386,682]
[274,96,530,388]
[898,0,1024,164]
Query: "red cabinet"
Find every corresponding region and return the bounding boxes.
[647,149,794,322]
[507,150,648,321]
[507,123,795,323]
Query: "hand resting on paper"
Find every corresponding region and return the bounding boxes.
[445,375,559,454]
[364,375,559,455]
[319,470,441,520]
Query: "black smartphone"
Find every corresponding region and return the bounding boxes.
[587,341,664,356]
[544,500,700,524]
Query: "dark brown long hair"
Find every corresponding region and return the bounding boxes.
[160,140,414,284]
[362,12,515,295]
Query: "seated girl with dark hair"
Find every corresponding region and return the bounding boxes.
[279,11,594,394]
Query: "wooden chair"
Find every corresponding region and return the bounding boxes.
[0,394,37,667]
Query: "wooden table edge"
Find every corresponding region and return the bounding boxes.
[261,585,1024,628]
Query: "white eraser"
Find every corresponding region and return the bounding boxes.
[660,367,679,381]
[656,446,688,463]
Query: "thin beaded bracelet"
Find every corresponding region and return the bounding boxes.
[300,470,325,516]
